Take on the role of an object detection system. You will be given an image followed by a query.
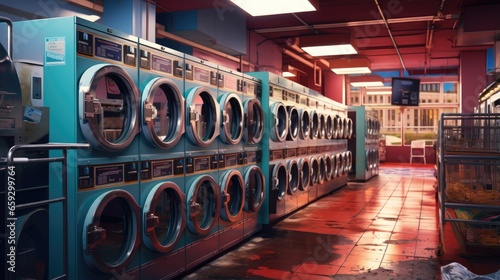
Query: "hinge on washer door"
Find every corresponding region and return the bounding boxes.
[87,225,106,251]
[84,94,102,118]
[143,101,158,123]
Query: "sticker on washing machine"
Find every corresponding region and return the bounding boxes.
[23,106,42,124]
[45,37,66,65]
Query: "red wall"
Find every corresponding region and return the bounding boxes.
[460,51,487,113]
[323,71,344,103]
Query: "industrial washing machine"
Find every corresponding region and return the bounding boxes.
[240,73,266,238]
[348,106,380,181]
[216,65,246,252]
[12,17,143,279]
[183,54,222,270]
[137,39,187,279]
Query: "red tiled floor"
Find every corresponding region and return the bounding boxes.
[182,163,500,279]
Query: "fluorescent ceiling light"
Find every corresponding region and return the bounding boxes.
[230,0,318,17]
[366,91,392,95]
[349,74,385,88]
[300,34,357,57]
[330,57,371,74]
[283,71,296,77]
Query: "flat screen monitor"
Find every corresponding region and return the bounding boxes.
[391,77,420,106]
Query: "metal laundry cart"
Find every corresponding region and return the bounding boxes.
[437,113,500,256]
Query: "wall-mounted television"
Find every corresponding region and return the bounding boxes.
[391,77,420,106]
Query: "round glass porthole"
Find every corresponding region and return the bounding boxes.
[219,92,244,145]
[185,86,220,147]
[325,155,333,180]
[142,182,186,253]
[142,77,185,149]
[342,118,349,139]
[332,115,340,139]
[337,153,344,176]
[244,165,265,212]
[318,156,326,184]
[366,150,371,171]
[299,109,310,140]
[298,158,310,191]
[287,106,299,141]
[79,64,139,152]
[345,151,353,174]
[318,114,326,139]
[310,111,319,140]
[83,190,141,274]
[346,118,353,139]
[310,157,319,186]
[337,116,344,140]
[220,170,245,222]
[186,175,221,235]
[270,102,288,142]
[243,98,264,144]
[287,159,299,195]
[326,115,333,139]
[272,163,288,200]
[332,154,338,178]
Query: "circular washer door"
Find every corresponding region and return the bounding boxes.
[287,159,299,195]
[310,157,319,186]
[220,170,245,222]
[142,182,186,253]
[83,190,141,274]
[337,117,344,140]
[15,209,49,279]
[299,109,310,140]
[342,118,349,139]
[346,118,353,139]
[244,165,266,212]
[345,151,353,174]
[79,64,139,152]
[332,154,338,178]
[310,111,319,140]
[185,86,220,147]
[142,77,185,149]
[332,115,340,139]
[325,155,333,180]
[337,153,344,176]
[298,158,310,191]
[186,175,221,235]
[243,98,264,144]
[325,115,333,139]
[367,118,373,137]
[287,106,299,141]
[318,156,326,184]
[366,150,371,171]
[271,162,288,200]
[270,102,288,142]
[318,114,326,139]
[219,92,244,145]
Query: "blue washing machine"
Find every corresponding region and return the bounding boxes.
[216,66,246,251]
[182,54,221,270]
[13,17,143,279]
[348,106,379,181]
[137,39,187,279]
[240,73,266,238]
[246,72,290,224]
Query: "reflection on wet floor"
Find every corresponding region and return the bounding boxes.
[182,164,500,279]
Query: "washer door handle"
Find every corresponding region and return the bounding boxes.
[222,191,230,205]
[143,101,158,123]
[189,202,201,218]
[145,212,160,234]
[84,94,102,119]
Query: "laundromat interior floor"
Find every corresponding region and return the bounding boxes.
[181,163,500,280]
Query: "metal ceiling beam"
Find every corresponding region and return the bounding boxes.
[253,15,456,34]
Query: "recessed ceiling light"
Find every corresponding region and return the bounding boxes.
[230,0,318,17]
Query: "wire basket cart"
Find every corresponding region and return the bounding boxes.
[437,113,500,256]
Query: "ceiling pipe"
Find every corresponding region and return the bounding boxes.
[425,0,447,74]
[374,0,407,73]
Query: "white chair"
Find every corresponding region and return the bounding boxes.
[410,140,426,164]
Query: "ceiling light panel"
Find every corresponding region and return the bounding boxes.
[230,0,318,17]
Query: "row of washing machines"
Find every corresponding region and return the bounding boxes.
[3,17,352,280]
[348,106,381,181]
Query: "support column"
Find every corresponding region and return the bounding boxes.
[460,50,487,113]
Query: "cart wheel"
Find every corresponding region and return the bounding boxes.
[436,244,444,257]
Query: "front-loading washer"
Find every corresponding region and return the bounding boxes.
[241,73,266,237]
[137,39,187,279]
[13,17,143,279]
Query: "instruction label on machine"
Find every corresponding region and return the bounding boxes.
[45,37,66,65]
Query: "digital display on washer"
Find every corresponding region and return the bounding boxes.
[194,157,210,172]
[95,165,124,186]
[95,37,123,62]
[194,66,210,84]
[247,151,257,163]
[152,160,174,177]
[152,54,173,74]
[225,154,238,167]
[77,30,93,56]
